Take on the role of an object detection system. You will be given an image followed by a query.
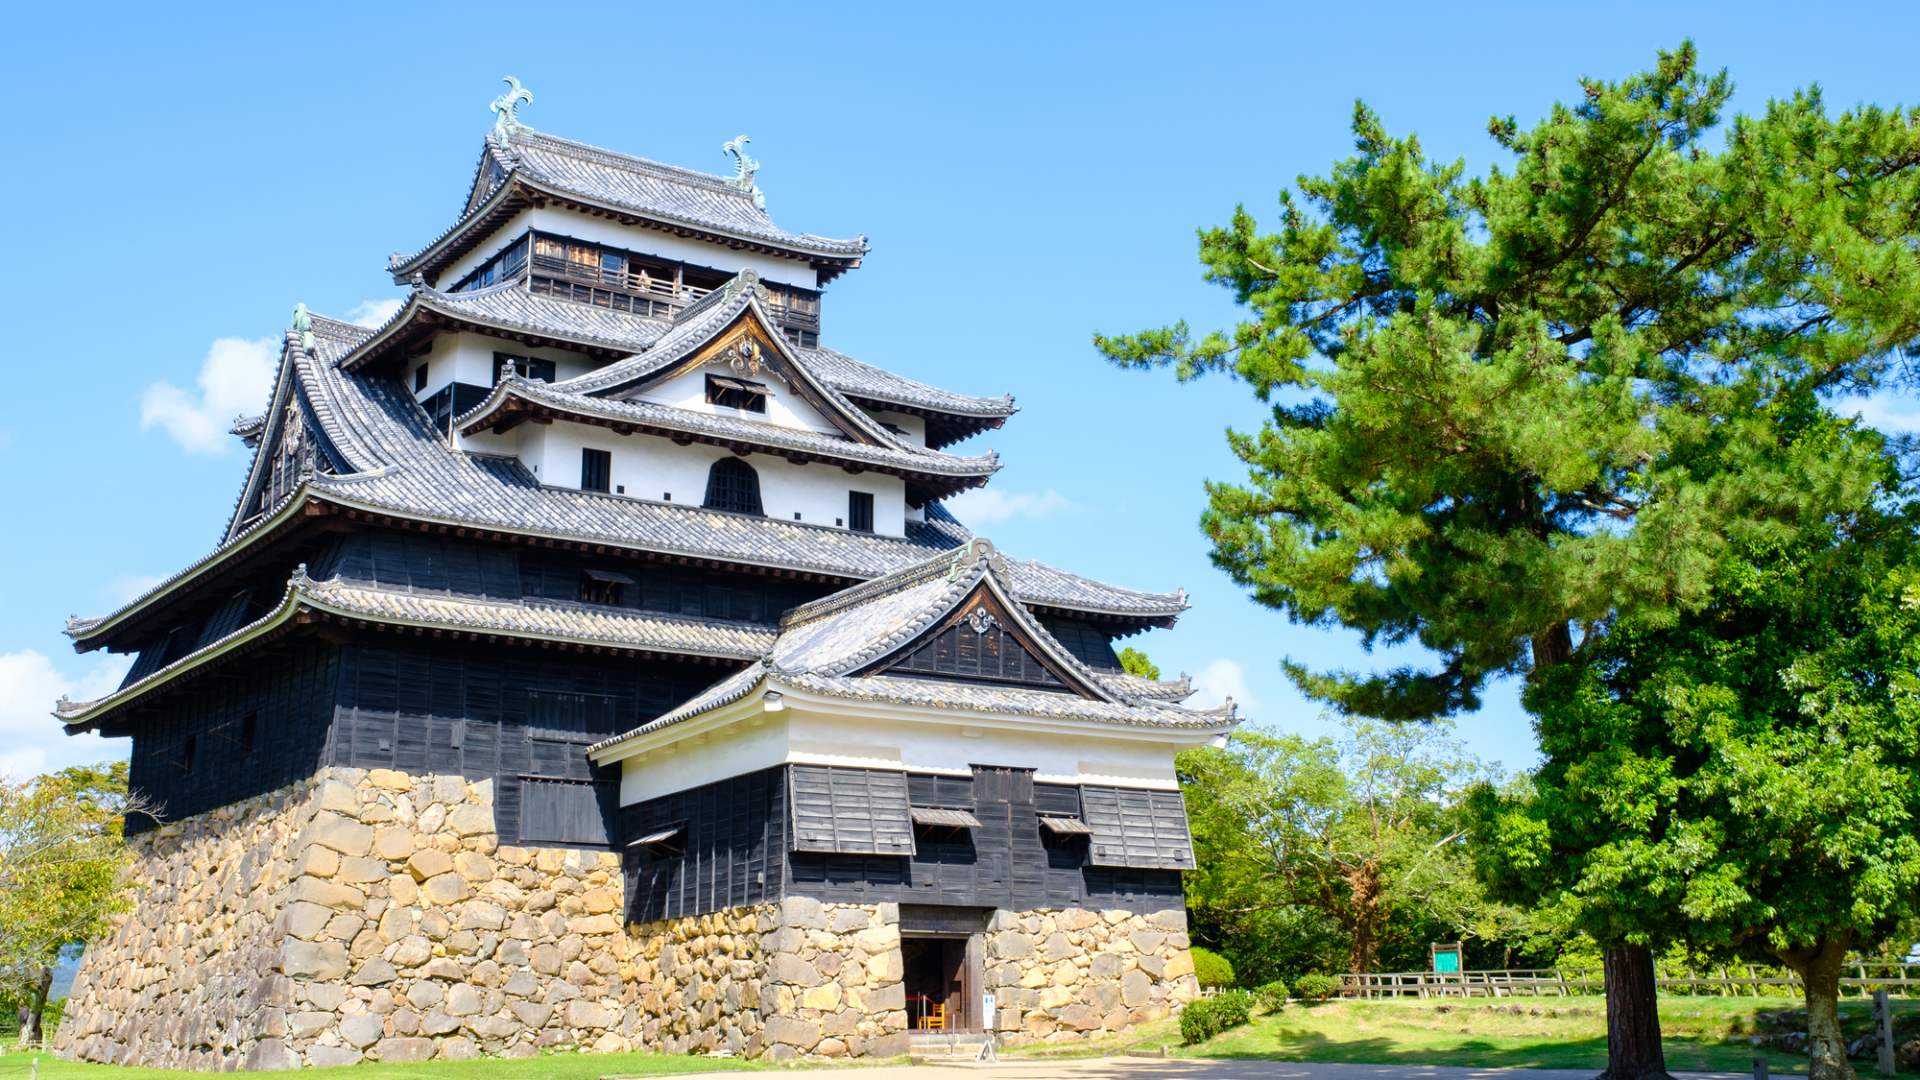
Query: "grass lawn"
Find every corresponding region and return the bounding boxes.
[0,1049,764,1079]
[1012,994,1920,1073]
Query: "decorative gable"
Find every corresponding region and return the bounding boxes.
[865,585,1095,696]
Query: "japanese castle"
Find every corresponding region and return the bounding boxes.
[52,80,1231,1069]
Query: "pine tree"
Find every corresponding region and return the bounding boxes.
[1096,44,1920,1078]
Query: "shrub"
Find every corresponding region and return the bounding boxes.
[1254,979,1289,1012]
[1179,988,1254,1044]
[1292,972,1339,1001]
[1190,946,1236,989]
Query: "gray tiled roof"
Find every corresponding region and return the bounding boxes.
[801,346,1016,418]
[457,376,1001,481]
[339,283,671,372]
[302,578,777,659]
[393,129,867,279]
[507,131,868,258]
[57,569,775,728]
[68,311,1183,648]
[587,540,1232,752]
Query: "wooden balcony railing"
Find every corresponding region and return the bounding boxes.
[527,253,818,332]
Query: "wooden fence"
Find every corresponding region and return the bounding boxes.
[1340,961,1920,999]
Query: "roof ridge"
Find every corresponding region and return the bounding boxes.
[779,538,994,630]
[512,128,755,199]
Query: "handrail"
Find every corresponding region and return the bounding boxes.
[1337,962,1920,999]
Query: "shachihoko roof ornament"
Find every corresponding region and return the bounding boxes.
[489,76,533,145]
[291,303,314,351]
[723,135,764,210]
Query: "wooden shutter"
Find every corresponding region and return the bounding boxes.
[789,765,914,855]
[1080,786,1195,869]
[519,777,612,846]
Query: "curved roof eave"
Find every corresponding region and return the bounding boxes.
[388,173,868,286]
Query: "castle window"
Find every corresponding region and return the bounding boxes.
[518,777,611,847]
[494,353,556,383]
[414,363,429,392]
[705,374,767,414]
[703,458,763,515]
[580,449,612,493]
[578,568,633,605]
[848,491,875,533]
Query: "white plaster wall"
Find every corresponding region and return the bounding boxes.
[435,206,821,290]
[869,409,927,448]
[410,331,596,402]
[473,419,906,535]
[633,360,842,435]
[615,705,1186,805]
[786,712,1184,790]
[619,715,791,804]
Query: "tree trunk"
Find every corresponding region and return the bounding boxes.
[1343,862,1385,974]
[24,962,52,1048]
[1780,937,1856,1080]
[1596,943,1673,1080]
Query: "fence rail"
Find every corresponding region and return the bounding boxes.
[1340,962,1920,999]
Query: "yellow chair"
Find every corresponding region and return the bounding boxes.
[920,1001,947,1031]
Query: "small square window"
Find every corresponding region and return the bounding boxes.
[580,449,612,493]
[578,568,632,605]
[413,363,429,392]
[848,492,875,533]
[705,374,767,413]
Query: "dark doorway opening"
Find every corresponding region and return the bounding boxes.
[902,934,979,1032]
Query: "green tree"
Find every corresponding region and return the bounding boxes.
[1473,493,1920,1080]
[1097,43,1920,1078]
[1179,717,1526,977]
[1117,647,1161,680]
[0,762,142,1047]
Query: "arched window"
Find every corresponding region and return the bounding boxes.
[703,457,764,515]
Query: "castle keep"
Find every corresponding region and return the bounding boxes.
[52,82,1231,1068]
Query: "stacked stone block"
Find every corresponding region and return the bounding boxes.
[58,765,1199,1068]
[57,767,636,1069]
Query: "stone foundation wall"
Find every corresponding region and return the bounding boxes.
[58,767,1196,1069]
[626,897,907,1061]
[984,907,1198,1045]
[56,767,635,1069]
[55,779,311,1070]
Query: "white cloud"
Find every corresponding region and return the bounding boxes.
[140,337,279,454]
[1187,658,1261,716]
[0,651,132,781]
[346,298,404,328]
[1836,392,1920,436]
[945,488,1074,525]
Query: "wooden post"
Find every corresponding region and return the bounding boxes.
[1752,1054,1767,1080]
[1874,989,1895,1075]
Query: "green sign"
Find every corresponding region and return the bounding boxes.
[1432,944,1462,973]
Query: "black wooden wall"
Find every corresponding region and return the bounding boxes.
[323,531,826,624]
[620,766,787,923]
[620,764,1184,922]
[329,639,718,848]
[120,640,340,834]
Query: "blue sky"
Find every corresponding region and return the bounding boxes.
[3,1,1917,778]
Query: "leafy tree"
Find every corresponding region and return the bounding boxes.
[1097,42,1920,1078]
[1118,647,1161,680]
[1473,489,1920,1080]
[1179,717,1525,976]
[0,762,143,1047]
